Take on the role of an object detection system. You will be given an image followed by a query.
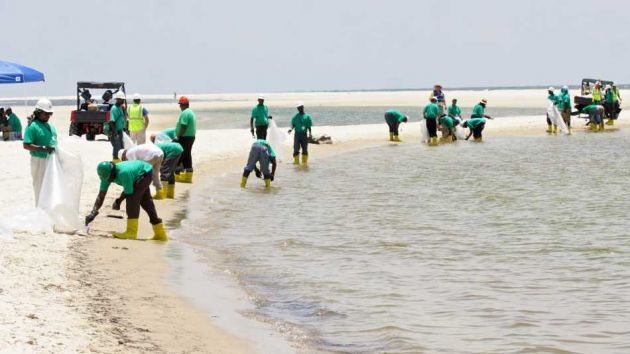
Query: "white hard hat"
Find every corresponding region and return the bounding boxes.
[296,101,304,108]
[35,98,54,113]
[548,86,555,91]
[605,84,612,90]
[133,93,141,100]
[257,95,265,100]
[114,91,126,100]
[562,85,569,90]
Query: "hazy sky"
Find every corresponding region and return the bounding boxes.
[1,0,628,96]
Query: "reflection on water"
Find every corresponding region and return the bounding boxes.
[177,129,630,353]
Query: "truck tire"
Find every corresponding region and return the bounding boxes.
[69,123,80,137]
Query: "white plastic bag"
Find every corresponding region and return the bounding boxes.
[37,148,83,233]
[1,207,53,234]
[153,132,172,144]
[455,125,467,140]
[268,120,288,162]
[547,101,569,134]
[123,132,136,149]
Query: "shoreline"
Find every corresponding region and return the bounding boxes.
[1,90,629,352]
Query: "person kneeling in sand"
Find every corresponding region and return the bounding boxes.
[384,109,408,142]
[463,118,487,142]
[240,139,277,189]
[85,160,168,241]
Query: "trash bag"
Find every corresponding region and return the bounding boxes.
[547,101,569,134]
[153,132,172,144]
[268,120,288,162]
[123,132,136,149]
[419,119,429,144]
[455,125,467,140]
[1,207,53,234]
[37,148,83,233]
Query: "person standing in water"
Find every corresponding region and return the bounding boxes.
[174,96,196,183]
[384,109,408,142]
[439,114,455,141]
[250,96,271,140]
[423,97,441,146]
[288,101,313,165]
[240,139,277,189]
[447,98,462,126]
[22,99,57,205]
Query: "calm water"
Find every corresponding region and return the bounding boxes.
[192,106,542,129]
[173,129,630,353]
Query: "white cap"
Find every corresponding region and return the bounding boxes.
[133,93,141,100]
[114,91,126,100]
[562,85,568,90]
[296,101,304,108]
[257,95,265,100]
[605,84,612,90]
[35,98,54,113]
[548,86,555,91]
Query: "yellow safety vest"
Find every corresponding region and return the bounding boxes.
[128,103,145,132]
[592,87,602,102]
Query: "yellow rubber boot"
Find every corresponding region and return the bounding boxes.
[112,158,121,164]
[166,184,175,199]
[175,172,184,182]
[302,154,308,165]
[153,188,165,200]
[148,223,168,241]
[567,127,572,135]
[599,122,605,131]
[293,156,300,165]
[389,133,394,141]
[240,176,248,188]
[606,118,614,125]
[180,171,193,184]
[430,137,438,146]
[552,125,558,134]
[474,137,483,142]
[394,135,401,142]
[113,218,139,240]
[546,124,552,133]
[264,178,271,188]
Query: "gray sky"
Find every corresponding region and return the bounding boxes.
[1,0,628,96]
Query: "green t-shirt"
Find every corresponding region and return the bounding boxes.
[467,118,486,129]
[255,139,276,157]
[156,142,184,158]
[251,104,269,127]
[447,105,461,117]
[23,119,57,158]
[605,90,614,104]
[176,108,196,137]
[109,105,126,132]
[385,109,406,122]
[99,160,153,195]
[471,104,485,118]
[440,116,454,129]
[291,112,313,134]
[8,113,22,133]
[162,128,176,139]
[557,92,571,110]
[423,103,441,119]
[582,104,599,113]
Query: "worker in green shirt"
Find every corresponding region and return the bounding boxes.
[288,102,313,165]
[557,86,572,134]
[22,99,57,205]
[423,97,441,146]
[240,139,277,189]
[384,109,408,142]
[447,98,462,125]
[85,160,168,241]
[463,118,487,142]
[471,99,492,119]
[156,142,183,199]
[5,107,22,140]
[108,91,127,163]
[174,96,196,183]
[581,104,604,131]
[609,84,622,125]
[439,114,455,141]
[604,85,618,126]
[250,96,272,140]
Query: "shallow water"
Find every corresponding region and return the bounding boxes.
[175,129,630,353]
[192,106,542,129]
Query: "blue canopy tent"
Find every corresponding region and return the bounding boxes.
[0,60,45,84]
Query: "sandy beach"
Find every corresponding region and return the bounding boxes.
[1,89,629,353]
